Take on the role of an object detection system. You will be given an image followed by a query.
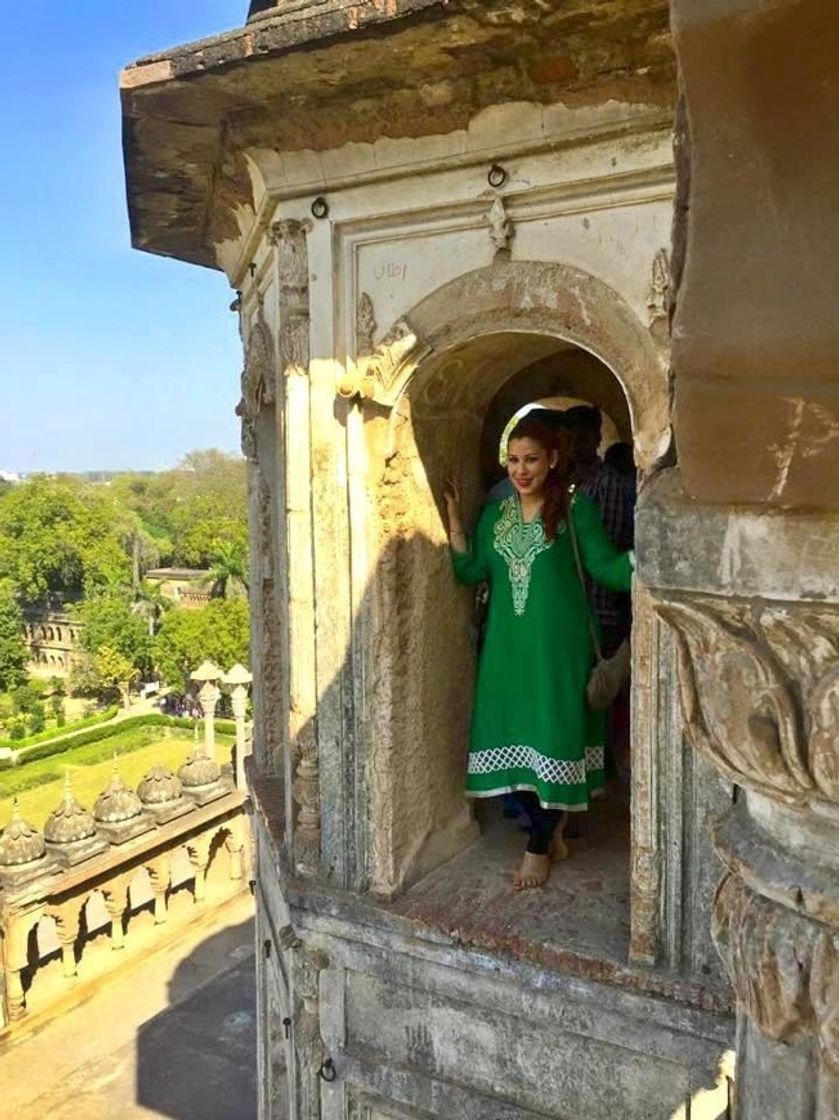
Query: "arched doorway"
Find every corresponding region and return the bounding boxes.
[356,263,669,966]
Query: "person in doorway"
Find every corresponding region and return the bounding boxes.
[444,415,633,890]
[564,407,635,787]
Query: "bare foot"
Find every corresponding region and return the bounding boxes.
[549,824,570,863]
[513,851,551,891]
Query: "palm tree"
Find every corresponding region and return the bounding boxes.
[131,579,169,636]
[205,541,249,600]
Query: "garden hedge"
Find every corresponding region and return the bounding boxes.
[0,714,235,769]
[0,707,119,753]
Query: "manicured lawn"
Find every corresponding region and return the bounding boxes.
[0,733,234,831]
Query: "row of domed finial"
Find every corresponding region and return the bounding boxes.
[0,743,224,868]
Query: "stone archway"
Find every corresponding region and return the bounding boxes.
[346,260,670,471]
[358,263,670,931]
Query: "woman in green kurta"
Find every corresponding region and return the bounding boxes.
[445,414,633,889]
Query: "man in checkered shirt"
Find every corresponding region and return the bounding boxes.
[563,406,635,656]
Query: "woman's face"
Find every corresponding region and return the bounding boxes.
[507,437,556,497]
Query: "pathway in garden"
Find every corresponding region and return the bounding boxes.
[0,891,266,1119]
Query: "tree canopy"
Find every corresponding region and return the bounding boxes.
[0,450,248,607]
[152,599,250,692]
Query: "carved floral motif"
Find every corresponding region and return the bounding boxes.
[356,292,377,357]
[713,874,839,1073]
[487,196,511,256]
[236,316,277,461]
[655,596,839,807]
[646,247,670,341]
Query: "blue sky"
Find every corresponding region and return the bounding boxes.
[0,3,247,473]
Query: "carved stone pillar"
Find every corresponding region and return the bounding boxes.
[3,915,32,1021]
[641,471,839,1119]
[187,838,211,904]
[198,680,221,764]
[225,831,245,882]
[53,910,78,979]
[270,218,321,879]
[279,925,329,1120]
[6,963,26,1022]
[103,884,128,951]
[147,859,170,923]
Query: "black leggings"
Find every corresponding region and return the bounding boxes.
[516,792,565,855]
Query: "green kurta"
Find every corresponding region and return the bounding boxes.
[452,493,632,811]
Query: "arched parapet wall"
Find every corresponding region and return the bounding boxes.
[348,261,670,472]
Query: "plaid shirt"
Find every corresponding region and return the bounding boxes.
[575,462,635,637]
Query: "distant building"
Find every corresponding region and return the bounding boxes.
[145,568,212,610]
[22,611,85,678]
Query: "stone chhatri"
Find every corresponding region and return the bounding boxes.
[178,745,221,789]
[94,764,143,824]
[44,774,96,845]
[137,764,183,806]
[0,800,46,867]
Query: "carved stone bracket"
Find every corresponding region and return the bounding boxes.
[277,923,330,1120]
[270,218,312,378]
[487,196,512,258]
[337,316,430,408]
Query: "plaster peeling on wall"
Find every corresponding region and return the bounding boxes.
[768,397,839,502]
[767,397,805,502]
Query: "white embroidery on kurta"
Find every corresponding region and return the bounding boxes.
[492,497,554,616]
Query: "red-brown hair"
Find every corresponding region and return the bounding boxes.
[507,415,570,541]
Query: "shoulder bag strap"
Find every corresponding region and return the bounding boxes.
[566,488,604,663]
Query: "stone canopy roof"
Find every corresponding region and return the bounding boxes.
[120,0,673,270]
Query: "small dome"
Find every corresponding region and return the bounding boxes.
[178,747,221,789]
[94,768,143,824]
[0,801,46,867]
[137,764,183,806]
[44,776,96,845]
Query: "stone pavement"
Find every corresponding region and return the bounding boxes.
[0,892,271,1120]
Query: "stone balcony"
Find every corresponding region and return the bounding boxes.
[0,713,254,1033]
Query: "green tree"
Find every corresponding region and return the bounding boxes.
[0,476,132,602]
[95,645,139,708]
[0,581,28,690]
[76,591,152,673]
[153,599,249,692]
[205,540,249,600]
